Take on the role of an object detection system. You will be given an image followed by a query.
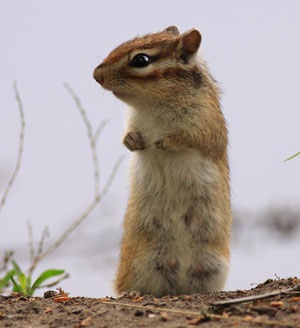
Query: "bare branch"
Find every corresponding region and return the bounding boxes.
[27,221,34,263]
[94,119,109,144]
[0,251,14,273]
[64,83,100,197]
[31,195,100,266]
[37,226,50,257]
[101,155,124,199]
[0,81,25,213]
[29,154,124,268]
[27,84,123,273]
[28,226,49,274]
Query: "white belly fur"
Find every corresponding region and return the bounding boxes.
[127,148,228,294]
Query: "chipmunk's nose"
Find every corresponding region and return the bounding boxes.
[93,64,105,85]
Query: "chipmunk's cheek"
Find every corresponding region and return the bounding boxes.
[113,90,124,97]
[113,90,131,100]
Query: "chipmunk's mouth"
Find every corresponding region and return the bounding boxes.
[113,90,130,99]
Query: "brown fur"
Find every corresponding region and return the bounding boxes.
[94,26,232,297]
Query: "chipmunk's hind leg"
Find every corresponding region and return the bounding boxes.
[133,249,180,297]
[186,252,229,293]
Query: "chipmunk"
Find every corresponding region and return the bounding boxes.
[93,26,232,297]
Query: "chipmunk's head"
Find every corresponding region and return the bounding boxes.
[93,26,202,106]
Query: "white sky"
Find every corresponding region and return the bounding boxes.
[0,0,299,295]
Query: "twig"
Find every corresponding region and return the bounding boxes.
[100,155,124,198]
[212,284,300,306]
[28,154,123,271]
[36,226,50,259]
[0,251,14,273]
[27,84,123,274]
[100,299,300,328]
[101,299,207,316]
[0,81,25,213]
[27,221,34,263]
[64,83,101,197]
[28,226,50,274]
[35,196,99,264]
[94,120,110,144]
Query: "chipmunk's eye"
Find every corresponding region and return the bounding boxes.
[130,54,151,68]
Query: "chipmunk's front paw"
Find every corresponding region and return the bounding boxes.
[123,131,145,151]
[154,135,179,151]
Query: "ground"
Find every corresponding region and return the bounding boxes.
[0,278,300,328]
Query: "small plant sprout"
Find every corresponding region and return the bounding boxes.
[9,261,67,297]
[1,83,122,297]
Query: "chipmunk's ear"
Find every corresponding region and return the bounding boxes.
[164,26,180,36]
[178,29,202,63]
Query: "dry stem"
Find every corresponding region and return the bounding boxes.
[0,81,25,213]
[64,83,101,197]
[212,284,300,306]
[27,85,123,273]
[27,221,34,263]
[100,299,300,328]
[0,251,14,273]
[94,120,110,144]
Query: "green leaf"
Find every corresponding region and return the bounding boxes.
[18,273,27,293]
[9,273,23,293]
[29,269,65,295]
[27,275,32,290]
[0,270,16,290]
[284,151,300,161]
[11,260,22,276]
[9,262,30,295]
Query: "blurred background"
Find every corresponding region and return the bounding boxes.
[0,0,299,297]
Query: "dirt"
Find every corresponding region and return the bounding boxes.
[0,278,300,328]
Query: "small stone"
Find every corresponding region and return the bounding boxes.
[147,313,156,318]
[44,290,58,299]
[44,307,53,314]
[160,312,169,321]
[80,316,93,327]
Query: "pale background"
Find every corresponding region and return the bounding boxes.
[0,0,299,297]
